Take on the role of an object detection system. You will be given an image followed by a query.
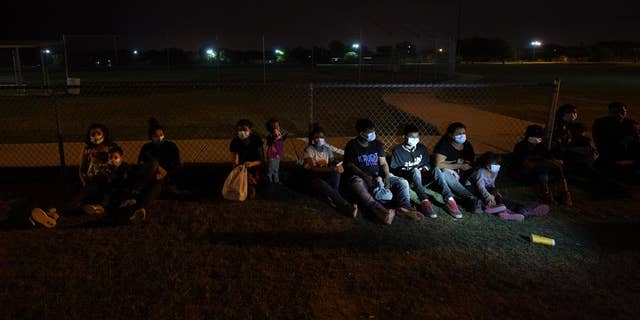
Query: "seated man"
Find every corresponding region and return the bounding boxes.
[389,124,463,219]
[343,118,424,225]
[592,102,640,180]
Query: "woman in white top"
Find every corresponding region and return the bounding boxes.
[304,125,358,218]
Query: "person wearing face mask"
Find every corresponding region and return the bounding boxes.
[470,152,550,221]
[389,124,459,219]
[30,124,119,227]
[343,118,424,225]
[593,102,639,173]
[303,125,358,218]
[432,122,478,218]
[138,118,181,193]
[512,125,572,206]
[229,119,264,199]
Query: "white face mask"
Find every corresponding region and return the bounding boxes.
[315,138,326,147]
[528,137,543,145]
[490,164,501,173]
[406,137,419,147]
[91,136,104,145]
[454,134,467,144]
[237,131,250,140]
[152,135,165,144]
[361,131,376,142]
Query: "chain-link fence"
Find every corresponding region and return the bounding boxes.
[0,81,556,168]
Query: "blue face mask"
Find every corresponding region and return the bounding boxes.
[454,134,467,144]
[490,164,501,173]
[362,131,376,142]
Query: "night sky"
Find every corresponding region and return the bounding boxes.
[4,0,639,50]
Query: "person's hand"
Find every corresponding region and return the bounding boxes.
[334,164,344,173]
[156,166,167,180]
[551,159,564,167]
[421,166,429,172]
[486,195,496,207]
[364,175,374,187]
[460,163,472,171]
[119,199,137,208]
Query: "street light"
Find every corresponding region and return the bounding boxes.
[133,49,139,55]
[530,40,542,60]
[205,48,216,59]
[274,49,284,55]
[43,49,51,54]
[352,43,360,50]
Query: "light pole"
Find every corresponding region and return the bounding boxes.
[530,40,542,61]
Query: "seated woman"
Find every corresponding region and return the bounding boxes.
[303,125,358,217]
[511,125,572,206]
[30,124,119,227]
[432,122,478,218]
[138,118,182,193]
[229,119,264,199]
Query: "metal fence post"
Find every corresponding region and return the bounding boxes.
[545,78,561,151]
[309,83,314,134]
[53,93,66,175]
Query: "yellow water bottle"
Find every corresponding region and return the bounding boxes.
[530,234,556,246]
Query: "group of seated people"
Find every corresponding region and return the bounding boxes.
[30,101,638,227]
[30,118,181,228]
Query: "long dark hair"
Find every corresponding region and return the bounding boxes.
[85,123,112,146]
[436,122,466,145]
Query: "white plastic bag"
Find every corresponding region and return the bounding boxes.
[222,165,248,201]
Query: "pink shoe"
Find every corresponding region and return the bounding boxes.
[483,204,507,214]
[498,211,525,222]
[420,199,437,218]
[445,198,463,219]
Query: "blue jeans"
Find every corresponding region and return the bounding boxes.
[267,158,280,183]
[399,167,455,201]
[439,168,474,200]
[348,175,411,209]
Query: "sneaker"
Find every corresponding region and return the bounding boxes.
[420,199,437,219]
[398,207,426,222]
[82,204,105,216]
[521,204,550,217]
[562,191,573,207]
[30,208,56,228]
[129,208,147,224]
[444,198,463,219]
[483,204,507,214]
[498,211,525,222]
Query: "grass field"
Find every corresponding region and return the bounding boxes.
[1,165,639,319]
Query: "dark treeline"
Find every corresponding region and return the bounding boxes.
[5,39,640,67]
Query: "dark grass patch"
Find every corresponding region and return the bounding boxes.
[1,165,639,318]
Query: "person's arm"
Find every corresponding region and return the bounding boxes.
[472,171,494,205]
[231,153,240,167]
[245,141,264,168]
[379,156,391,188]
[434,153,468,170]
